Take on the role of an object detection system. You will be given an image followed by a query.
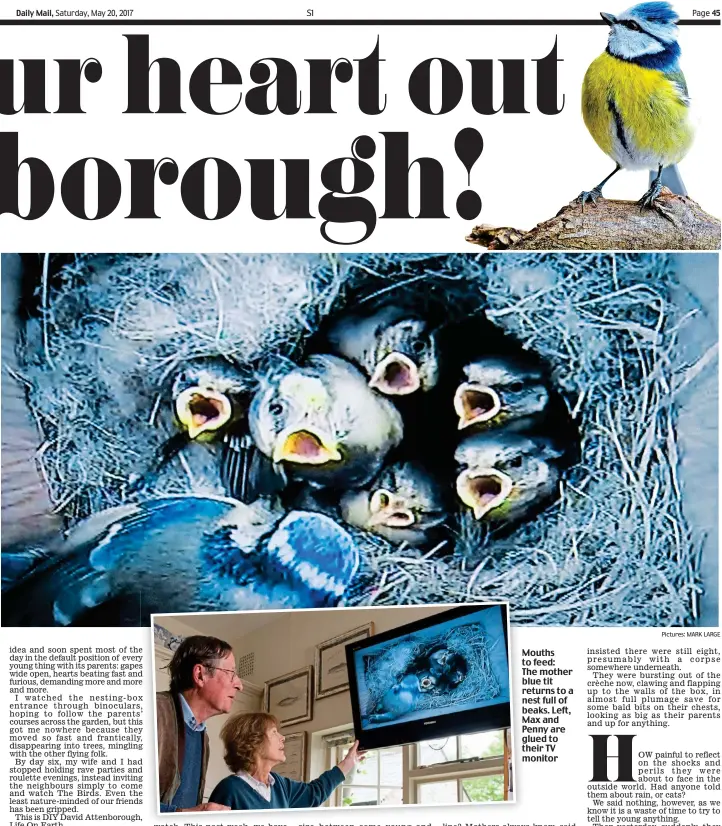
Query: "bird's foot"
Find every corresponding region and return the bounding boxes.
[576,187,603,211]
[638,179,664,211]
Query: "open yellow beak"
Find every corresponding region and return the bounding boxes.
[455,468,513,520]
[273,427,342,465]
[367,489,416,528]
[454,383,502,430]
[175,387,233,440]
[369,352,421,396]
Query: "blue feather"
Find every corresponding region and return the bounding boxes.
[265,511,359,595]
[627,2,679,26]
[630,42,681,70]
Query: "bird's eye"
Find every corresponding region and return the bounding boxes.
[621,19,642,31]
[268,401,285,418]
[508,381,524,393]
[508,455,523,469]
[411,339,427,355]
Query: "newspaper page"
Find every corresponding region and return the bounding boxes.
[0,3,720,826]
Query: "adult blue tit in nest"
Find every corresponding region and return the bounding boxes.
[454,432,566,525]
[249,355,404,489]
[578,2,694,209]
[1,498,359,626]
[339,461,448,547]
[366,674,423,725]
[324,303,442,397]
[453,355,551,433]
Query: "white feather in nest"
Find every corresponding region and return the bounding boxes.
[9,251,714,626]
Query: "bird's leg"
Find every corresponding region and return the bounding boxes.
[638,164,665,210]
[576,165,621,209]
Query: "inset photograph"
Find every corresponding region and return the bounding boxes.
[152,603,513,812]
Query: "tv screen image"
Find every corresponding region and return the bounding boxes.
[347,604,511,750]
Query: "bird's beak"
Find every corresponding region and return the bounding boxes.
[175,387,233,440]
[367,489,416,528]
[369,352,421,396]
[600,12,617,25]
[454,383,502,430]
[273,426,342,465]
[456,468,513,520]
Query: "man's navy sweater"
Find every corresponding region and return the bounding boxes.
[209,766,344,810]
[169,724,204,810]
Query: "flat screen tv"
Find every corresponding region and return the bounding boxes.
[346,603,511,751]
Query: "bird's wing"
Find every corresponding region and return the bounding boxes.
[264,511,360,600]
[1,497,236,626]
[665,67,690,107]
[220,431,287,504]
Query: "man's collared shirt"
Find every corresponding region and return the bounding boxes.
[236,770,275,802]
[178,694,206,732]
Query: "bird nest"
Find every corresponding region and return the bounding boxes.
[361,622,501,717]
[14,252,704,625]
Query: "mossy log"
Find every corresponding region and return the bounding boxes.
[467,190,721,251]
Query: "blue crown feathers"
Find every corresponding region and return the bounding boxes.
[625,2,679,26]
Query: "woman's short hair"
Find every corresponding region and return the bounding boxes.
[221,712,281,774]
[168,635,233,694]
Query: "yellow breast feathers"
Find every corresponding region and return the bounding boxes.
[582,52,693,167]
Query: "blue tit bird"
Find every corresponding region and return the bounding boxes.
[366,674,424,725]
[578,2,694,209]
[339,461,448,547]
[1,498,359,626]
[249,355,404,489]
[454,432,566,525]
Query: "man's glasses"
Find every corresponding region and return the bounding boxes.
[204,664,240,680]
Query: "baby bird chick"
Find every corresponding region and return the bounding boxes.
[132,358,280,503]
[340,461,447,546]
[171,358,248,442]
[454,354,550,433]
[325,303,441,397]
[249,355,403,489]
[454,432,565,524]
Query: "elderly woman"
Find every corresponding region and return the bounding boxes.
[209,712,362,810]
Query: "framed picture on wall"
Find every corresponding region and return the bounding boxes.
[314,623,374,700]
[264,666,313,726]
[273,731,307,782]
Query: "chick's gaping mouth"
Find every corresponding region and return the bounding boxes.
[370,352,421,395]
[188,393,225,427]
[368,489,416,529]
[455,384,502,429]
[274,428,342,465]
[456,468,513,519]
[176,387,232,438]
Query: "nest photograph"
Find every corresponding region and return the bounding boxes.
[355,608,510,730]
[0,251,717,627]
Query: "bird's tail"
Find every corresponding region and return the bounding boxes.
[653,164,687,196]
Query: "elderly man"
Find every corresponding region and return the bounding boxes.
[157,635,243,813]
